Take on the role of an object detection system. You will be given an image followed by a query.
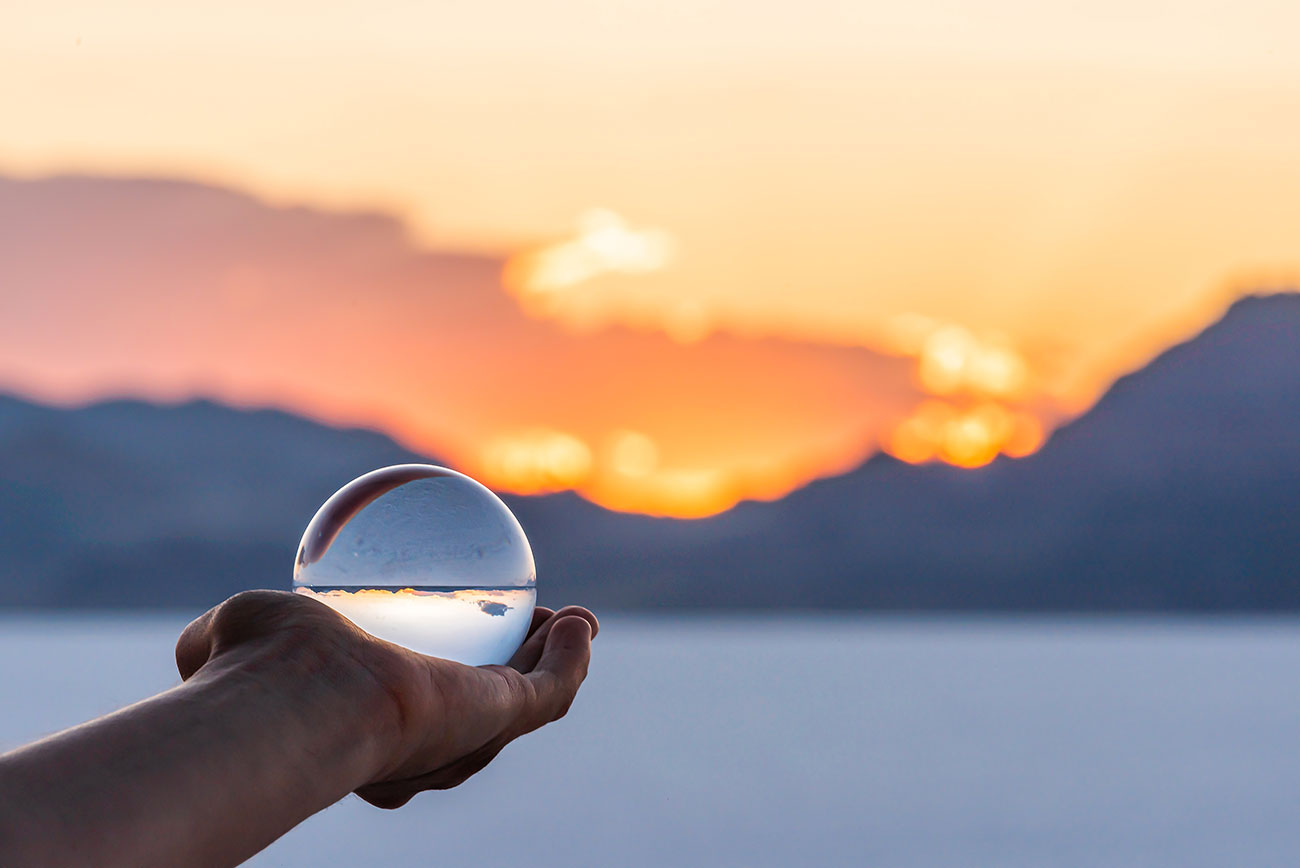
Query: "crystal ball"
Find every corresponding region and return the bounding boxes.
[293,464,536,665]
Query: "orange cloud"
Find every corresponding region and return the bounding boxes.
[871,315,1049,468]
[0,175,929,517]
[887,401,1044,468]
[500,208,1064,474]
[505,209,676,301]
[480,428,594,493]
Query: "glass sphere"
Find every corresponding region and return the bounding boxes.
[293,464,536,665]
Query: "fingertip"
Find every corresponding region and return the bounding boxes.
[356,784,414,810]
[534,615,592,681]
[526,615,592,723]
[547,613,593,649]
[551,605,600,639]
[507,605,598,673]
[536,615,592,686]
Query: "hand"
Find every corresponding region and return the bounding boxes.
[176,590,597,809]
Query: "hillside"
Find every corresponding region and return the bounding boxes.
[1,294,1297,610]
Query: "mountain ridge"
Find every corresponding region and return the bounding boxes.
[1,292,1297,611]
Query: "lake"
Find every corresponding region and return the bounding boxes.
[1,615,1298,867]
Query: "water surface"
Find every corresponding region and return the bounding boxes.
[1,615,1297,867]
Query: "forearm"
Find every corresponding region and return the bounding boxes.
[0,591,595,865]
[0,635,401,868]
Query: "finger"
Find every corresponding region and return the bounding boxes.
[503,608,554,672]
[356,731,513,806]
[524,615,593,725]
[355,783,416,810]
[383,739,507,797]
[507,606,599,673]
[175,608,218,680]
[526,607,555,638]
[508,605,588,672]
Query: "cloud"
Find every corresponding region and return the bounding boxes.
[0,174,928,515]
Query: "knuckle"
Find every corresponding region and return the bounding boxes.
[214,589,278,624]
[210,590,305,647]
[496,666,531,704]
[476,665,533,718]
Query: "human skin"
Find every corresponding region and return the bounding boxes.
[0,590,598,867]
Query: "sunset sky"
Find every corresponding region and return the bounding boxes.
[3,0,1300,515]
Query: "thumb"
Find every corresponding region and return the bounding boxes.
[526,615,593,725]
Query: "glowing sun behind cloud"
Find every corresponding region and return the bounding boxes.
[6,0,1300,515]
[0,176,930,518]
[504,210,1058,475]
[505,209,676,306]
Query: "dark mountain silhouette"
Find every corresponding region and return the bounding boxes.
[1,293,1297,611]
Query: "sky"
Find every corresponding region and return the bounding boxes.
[3,0,1300,515]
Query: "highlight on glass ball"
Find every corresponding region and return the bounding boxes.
[293,464,536,666]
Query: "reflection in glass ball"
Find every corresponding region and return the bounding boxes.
[293,464,536,665]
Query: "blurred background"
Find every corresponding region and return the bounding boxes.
[2,1,1298,865]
